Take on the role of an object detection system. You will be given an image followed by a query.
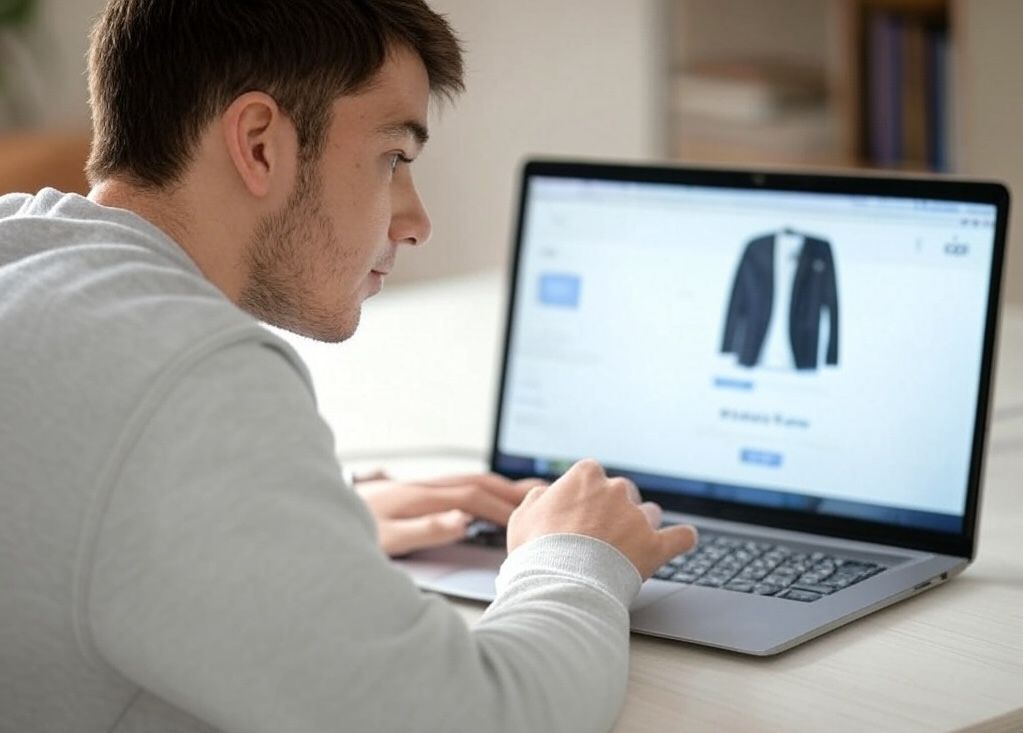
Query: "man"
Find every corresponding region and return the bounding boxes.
[0,2,697,731]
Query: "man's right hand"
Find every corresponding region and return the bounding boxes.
[506,458,698,580]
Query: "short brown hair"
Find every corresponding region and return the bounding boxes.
[86,0,463,187]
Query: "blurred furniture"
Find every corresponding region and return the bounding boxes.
[669,0,952,171]
[0,131,91,195]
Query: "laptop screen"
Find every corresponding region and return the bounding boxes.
[492,162,1006,544]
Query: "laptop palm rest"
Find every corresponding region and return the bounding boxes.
[399,544,685,610]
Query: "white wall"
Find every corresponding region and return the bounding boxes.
[20,0,101,129]
[403,0,668,282]
[957,0,1023,306]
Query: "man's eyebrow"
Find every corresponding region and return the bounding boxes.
[376,120,430,147]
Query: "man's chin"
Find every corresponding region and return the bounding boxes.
[266,309,360,344]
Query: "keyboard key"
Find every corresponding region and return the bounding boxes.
[464,520,506,547]
[763,574,797,588]
[724,580,756,593]
[671,571,699,583]
[790,583,837,595]
[696,576,727,587]
[737,567,770,581]
[797,573,826,585]
[778,589,823,602]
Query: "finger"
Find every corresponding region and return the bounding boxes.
[419,473,539,505]
[513,477,549,496]
[379,509,473,557]
[638,501,662,530]
[608,476,641,505]
[516,482,548,510]
[387,484,519,526]
[353,468,390,483]
[435,485,519,525]
[568,458,606,480]
[656,524,699,561]
[478,476,547,505]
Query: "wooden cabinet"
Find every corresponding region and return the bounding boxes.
[0,132,91,195]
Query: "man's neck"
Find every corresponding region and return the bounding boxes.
[88,178,247,303]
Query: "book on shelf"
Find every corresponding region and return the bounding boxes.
[867,11,902,167]
[864,8,952,171]
[926,27,953,171]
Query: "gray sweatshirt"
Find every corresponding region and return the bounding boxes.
[0,190,641,733]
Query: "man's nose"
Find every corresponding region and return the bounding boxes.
[390,177,431,247]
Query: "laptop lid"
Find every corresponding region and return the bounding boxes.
[489,159,1009,561]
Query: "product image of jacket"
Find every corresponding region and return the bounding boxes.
[721,231,840,370]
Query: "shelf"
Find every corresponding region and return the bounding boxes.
[667,0,953,172]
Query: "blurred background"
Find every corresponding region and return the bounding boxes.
[1,0,1020,303]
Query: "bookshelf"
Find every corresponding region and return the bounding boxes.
[668,0,954,172]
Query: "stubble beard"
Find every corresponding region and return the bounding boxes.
[239,160,358,343]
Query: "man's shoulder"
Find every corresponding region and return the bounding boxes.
[0,191,33,217]
[1,189,250,341]
[0,190,298,406]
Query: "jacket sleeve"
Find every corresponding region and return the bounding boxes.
[821,240,840,365]
[721,242,753,353]
[81,338,641,733]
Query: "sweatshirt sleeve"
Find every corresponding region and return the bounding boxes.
[82,338,641,733]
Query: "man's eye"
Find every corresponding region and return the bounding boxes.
[390,153,413,172]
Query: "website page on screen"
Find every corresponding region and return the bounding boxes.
[496,176,998,530]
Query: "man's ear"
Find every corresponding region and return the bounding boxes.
[220,91,297,199]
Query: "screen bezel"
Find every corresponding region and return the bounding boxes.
[488,158,1010,559]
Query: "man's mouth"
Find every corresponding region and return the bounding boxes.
[371,259,395,277]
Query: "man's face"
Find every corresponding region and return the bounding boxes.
[240,45,432,342]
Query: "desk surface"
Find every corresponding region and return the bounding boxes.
[280,271,1023,732]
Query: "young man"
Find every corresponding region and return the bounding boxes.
[0,2,697,731]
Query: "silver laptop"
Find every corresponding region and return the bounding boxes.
[395,159,1010,655]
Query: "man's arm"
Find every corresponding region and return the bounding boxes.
[82,339,643,733]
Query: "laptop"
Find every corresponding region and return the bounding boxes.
[395,159,1010,655]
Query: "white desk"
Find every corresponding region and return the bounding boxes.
[280,271,1023,732]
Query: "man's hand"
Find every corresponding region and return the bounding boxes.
[354,471,546,556]
[507,459,698,580]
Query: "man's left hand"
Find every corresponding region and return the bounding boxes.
[353,471,546,556]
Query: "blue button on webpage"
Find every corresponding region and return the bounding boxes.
[714,377,754,391]
[538,273,581,308]
[741,449,783,467]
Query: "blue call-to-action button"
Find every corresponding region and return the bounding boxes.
[740,449,783,468]
[538,273,581,308]
[714,377,754,391]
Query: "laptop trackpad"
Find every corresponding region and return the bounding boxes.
[427,569,498,602]
[630,580,685,611]
[427,569,684,612]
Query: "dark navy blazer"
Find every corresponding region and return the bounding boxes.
[721,232,839,370]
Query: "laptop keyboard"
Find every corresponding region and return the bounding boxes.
[464,520,508,547]
[464,521,886,603]
[652,530,886,602]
